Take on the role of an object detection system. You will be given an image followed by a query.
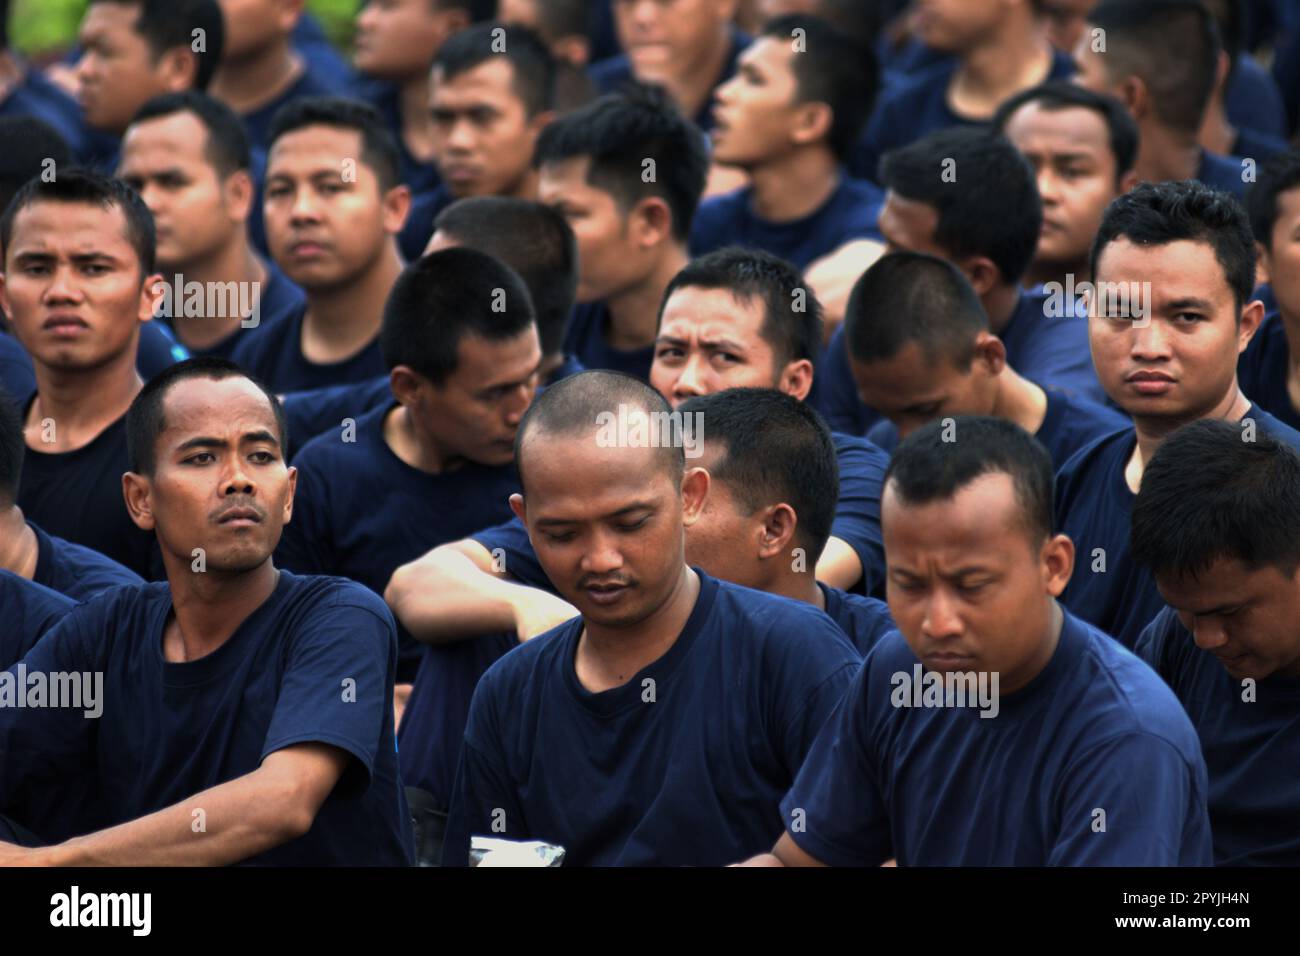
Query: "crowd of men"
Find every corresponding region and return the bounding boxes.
[0,0,1298,867]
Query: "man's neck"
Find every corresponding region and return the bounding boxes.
[983,283,1022,336]
[28,350,142,452]
[1135,123,1203,185]
[210,42,302,114]
[576,565,700,693]
[399,74,437,164]
[658,29,732,122]
[747,150,840,222]
[603,244,690,351]
[0,506,38,580]
[301,242,404,362]
[383,403,469,476]
[990,368,1049,436]
[163,559,281,662]
[950,20,1053,118]
[1023,259,1090,290]
[1127,386,1251,491]
[162,241,269,351]
[1198,95,1236,157]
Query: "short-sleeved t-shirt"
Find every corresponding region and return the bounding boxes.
[1225,53,1288,139]
[280,375,393,458]
[135,321,190,381]
[689,175,883,271]
[160,261,305,362]
[0,64,87,158]
[1197,150,1249,199]
[30,520,143,600]
[240,65,351,152]
[1237,312,1300,431]
[1056,406,1300,647]
[442,570,861,866]
[0,569,75,668]
[1136,607,1300,865]
[0,571,415,864]
[782,609,1212,866]
[562,302,655,381]
[819,582,894,657]
[230,303,387,393]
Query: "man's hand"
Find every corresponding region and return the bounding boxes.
[512,590,580,642]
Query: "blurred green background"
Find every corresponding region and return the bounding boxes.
[10,0,361,58]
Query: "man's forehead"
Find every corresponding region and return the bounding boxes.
[433,59,520,103]
[661,288,764,338]
[123,113,209,160]
[268,125,365,171]
[161,377,278,433]
[8,202,134,254]
[1095,238,1233,299]
[1006,103,1109,150]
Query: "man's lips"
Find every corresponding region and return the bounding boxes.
[43,316,89,337]
[581,581,631,606]
[289,240,329,257]
[1126,370,1176,395]
[214,506,264,527]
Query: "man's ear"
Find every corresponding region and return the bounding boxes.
[1121,75,1148,121]
[383,183,413,235]
[224,169,256,224]
[632,196,674,249]
[389,365,426,408]
[1116,167,1140,195]
[961,257,1000,297]
[973,331,1007,377]
[1043,533,1075,596]
[1238,298,1266,354]
[681,466,710,526]
[159,47,199,92]
[1255,240,1273,287]
[791,102,833,150]
[509,491,527,526]
[282,465,297,525]
[757,503,798,560]
[777,358,814,402]
[140,272,166,323]
[122,472,157,531]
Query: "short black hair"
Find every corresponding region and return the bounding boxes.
[1,168,156,276]
[679,388,838,562]
[1131,418,1300,580]
[885,416,1054,544]
[1086,0,1220,135]
[126,358,287,475]
[515,369,683,489]
[0,116,73,216]
[87,0,226,92]
[1091,180,1255,314]
[880,128,1042,286]
[1246,151,1300,252]
[758,15,879,163]
[380,246,536,385]
[534,83,706,244]
[437,0,498,21]
[659,247,821,375]
[0,386,23,507]
[267,96,401,192]
[813,0,889,45]
[845,251,988,369]
[434,197,577,357]
[433,22,556,117]
[992,80,1140,178]
[130,91,251,177]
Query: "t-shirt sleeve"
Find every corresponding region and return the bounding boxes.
[274,453,334,576]
[281,377,390,454]
[828,439,887,594]
[469,517,554,592]
[1048,733,1211,866]
[260,594,397,794]
[779,659,893,866]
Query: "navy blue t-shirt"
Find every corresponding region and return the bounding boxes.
[1057,405,1300,648]
[866,385,1129,466]
[230,303,386,393]
[357,78,442,195]
[782,609,1212,865]
[562,302,655,381]
[849,49,1075,183]
[0,571,415,864]
[293,12,357,92]
[0,569,75,668]
[0,332,35,402]
[1225,52,1288,140]
[240,64,351,152]
[442,570,861,866]
[819,582,894,657]
[1197,149,1248,199]
[689,175,883,271]
[1237,312,1300,431]
[398,185,453,264]
[815,288,1103,436]
[1136,607,1300,865]
[30,520,142,601]
[0,64,88,159]
[275,403,520,681]
[280,375,392,457]
[135,321,190,380]
[160,261,305,362]
[1232,125,1292,165]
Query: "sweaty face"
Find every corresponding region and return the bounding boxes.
[613,0,733,85]
[711,36,803,168]
[138,375,295,575]
[76,2,173,134]
[882,472,1067,695]
[1261,188,1300,322]
[539,157,649,304]
[516,431,687,629]
[119,112,245,270]
[1089,238,1254,422]
[353,0,448,80]
[1003,101,1123,270]
[414,328,542,467]
[851,342,997,440]
[651,286,785,407]
[264,125,399,291]
[1157,559,1300,682]
[430,59,543,200]
[912,0,1006,52]
[0,201,154,373]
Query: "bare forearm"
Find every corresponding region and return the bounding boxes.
[386,548,525,643]
[816,536,865,591]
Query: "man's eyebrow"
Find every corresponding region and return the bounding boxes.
[697,337,749,353]
[1163,297,1215,312]
[535,503,656,527]
[481,359,543,393]
[176,430,281,453]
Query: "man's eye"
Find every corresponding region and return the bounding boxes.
[82,264,109,275]
[544,531,575,543]
[186,453,214,464]
[250,451,274,463]
[655,346,684,360]
[616,518,649,533]
[712,352,740,365]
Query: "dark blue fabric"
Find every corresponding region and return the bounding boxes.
[1056,405,1300,648]
[240,63,352,152]
[159,261,305,362]
[0,569,75,669]
[1197,149,1249,199]
[1136,606,1300,865]
[1273,21,1300,135]
[1238,311,1300,430]
[1232,124,1292,165]
[0,63,88,159]
[279,375,392,457]
[442,569,861,866]
[355,77,442,195]
[293,12,358,92]
[561,301,655,381]
[0,332,35,403]
[689,175,883,271]
[865,385,1129,467]
[0,571,415,864]
[782,609,1212,865]
[230,303,386,393]
[30,520,142,601]
[398,184,453,263]
[1225,52,1288,139]
[818,582,894,657]
[135,321,190,381]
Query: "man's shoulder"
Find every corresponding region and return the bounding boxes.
[708,577,859,662]
[1247,404,1300,451]
[1055,424,1133,485]
[831,430,891,472]
[277,570,392,621]
[291,402,390,470]
[232,302,302,366]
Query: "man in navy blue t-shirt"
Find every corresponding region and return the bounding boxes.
[817,128,1104,436]
[442,371,860,866]
[1132,420,1300,865]
[847,252,1127,462]
[740,416,1211,867]
[231,98,408,393]
[119,92,304,361]
[0,358,414,865]
[1058,181,1300,648]
[536,84,705,381]
[0,569,74,669]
